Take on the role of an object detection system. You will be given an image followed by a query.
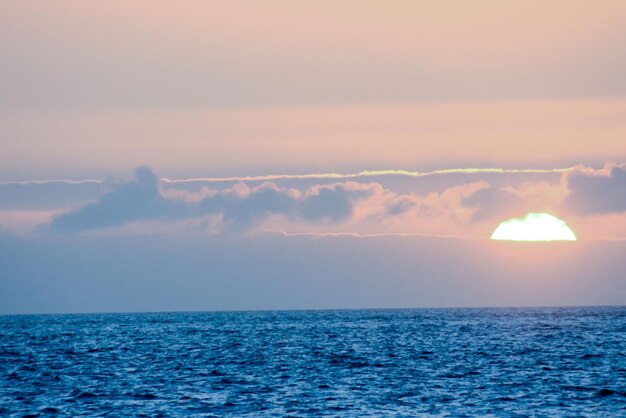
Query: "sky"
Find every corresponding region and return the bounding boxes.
[1,1,626,314]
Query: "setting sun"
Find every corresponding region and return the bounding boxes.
[491,213,577,241]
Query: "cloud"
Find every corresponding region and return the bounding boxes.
[462,186,521,222]
[564,164,626,215]
[38,164,626,236]
[300,182,374,222]
[385,196,417,216]
[0,165,572,211]
[199,182,299,231]
[49,167,188,232]
[462,180,570,222]
[48,167,381,233]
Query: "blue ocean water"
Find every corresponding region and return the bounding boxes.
[1,307,625,417]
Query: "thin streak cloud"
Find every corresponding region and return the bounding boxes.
[163,167,574,184]
[0,167,575,186]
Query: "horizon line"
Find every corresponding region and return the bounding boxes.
[2,303,625,317]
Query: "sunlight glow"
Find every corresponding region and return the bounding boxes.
[490,213,577,241]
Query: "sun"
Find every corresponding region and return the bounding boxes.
[491,213,577,241]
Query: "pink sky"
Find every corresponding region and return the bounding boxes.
[0,1,625,312]
[2,99,625,179]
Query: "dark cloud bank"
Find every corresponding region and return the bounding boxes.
[42,163,626,233]
[49,167,375,232]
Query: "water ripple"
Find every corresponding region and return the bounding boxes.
[1,307,625,416]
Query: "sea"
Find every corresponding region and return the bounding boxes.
[1,307,625,417]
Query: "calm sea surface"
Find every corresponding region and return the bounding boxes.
[1,307,625,417]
